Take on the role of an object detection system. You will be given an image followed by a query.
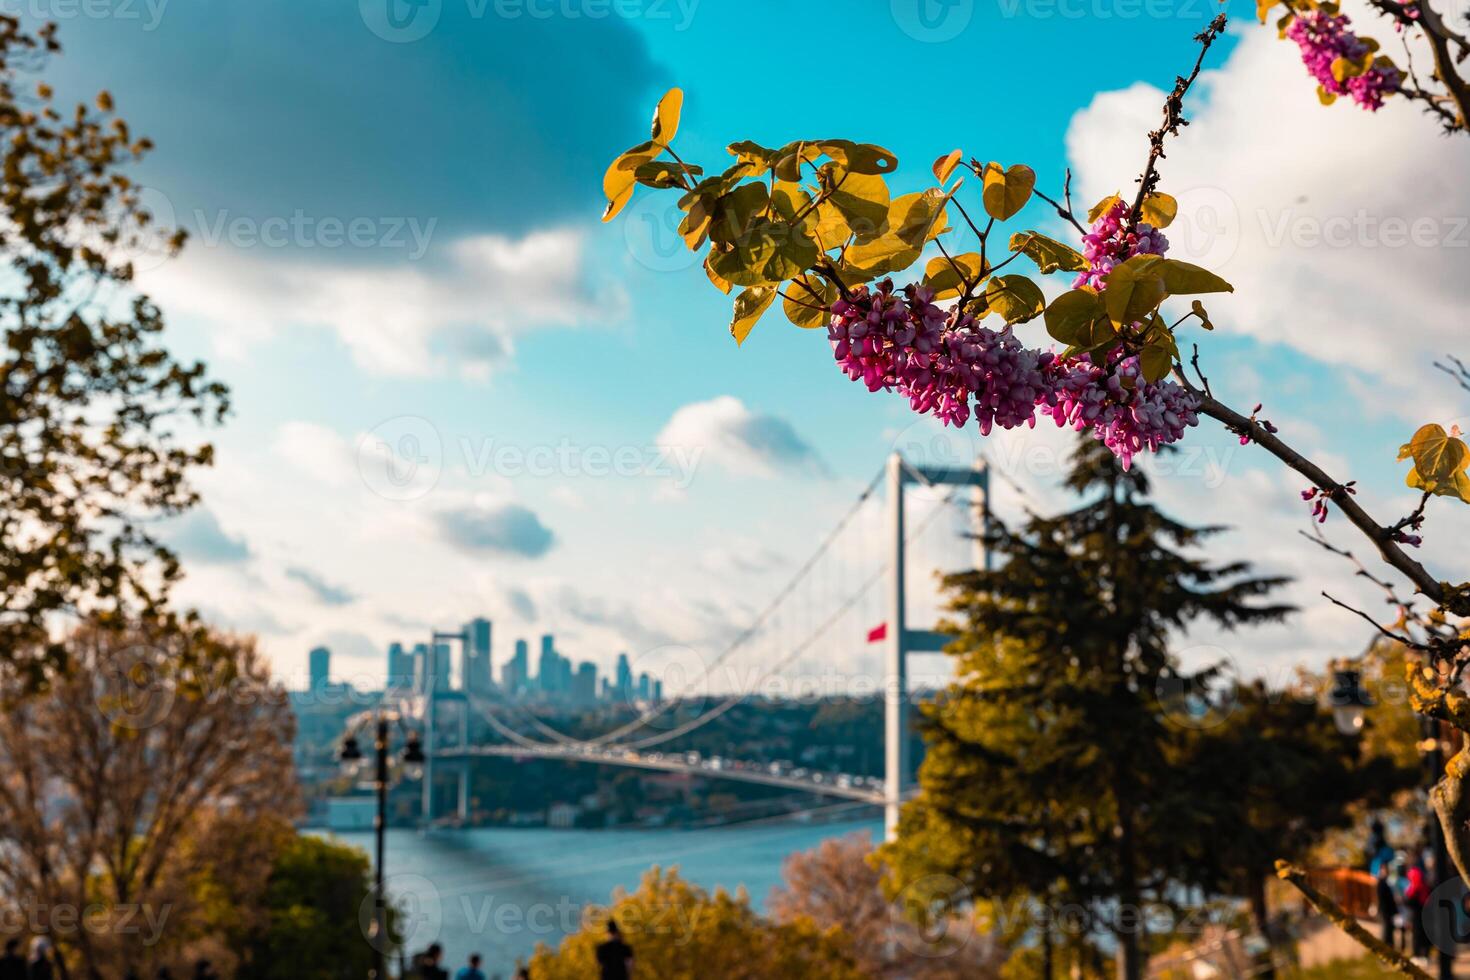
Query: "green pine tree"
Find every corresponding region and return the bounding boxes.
[878,438,1293,980]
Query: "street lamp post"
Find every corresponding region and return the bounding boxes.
[340,711,426,980]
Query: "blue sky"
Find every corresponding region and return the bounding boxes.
[36,0,1470,688]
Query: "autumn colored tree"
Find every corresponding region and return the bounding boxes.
[767,831,1005,979]
[0,17,227,683]
[0,621,299,975]
[526,866,863,980]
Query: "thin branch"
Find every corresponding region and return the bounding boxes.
[1129,14,1228,224]
[1276,861,1432,980]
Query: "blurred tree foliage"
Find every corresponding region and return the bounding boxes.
[0,17,226,684]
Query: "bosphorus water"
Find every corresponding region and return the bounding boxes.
[322,815,882,975]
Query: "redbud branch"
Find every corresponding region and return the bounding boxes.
[1176,375,1445,603]
[1322,590,1426,649]
[1433,353,1470,393]
[1129,14,1228,225]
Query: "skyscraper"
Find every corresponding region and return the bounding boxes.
[308,646,330,690]
[432,641,451,692]
[637,672,651,702]
[504,639,529,695]
[537,635,561,698]
[412,642,430,694]
[574,661,597,706]
[463,617,492,694]
[615,652,633,703]
[386,642,414,690]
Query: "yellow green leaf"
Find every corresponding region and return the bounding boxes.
[1401,423,1470,485]
[817,139,898,176]
[1160,259,1233,296]
[932,149,963,184]
[1190,299,1214,331]
[984,275,1044,324]
[634,160,702,189]
[1087,194,1122,224]
[704,253,732,294]
[1317,85,1338,106]
[823,169,890,244]
[783,275,837,329]
[840,234,922,282]
[922,252,986,300]
[1008,231,1085,274]
[601,139,662,222]
[726,140,777,175]
[651,88,683,144]
[891,188,952,248]
[1141,343,1175,382]
[708,182,770,246]
[981,163,1035,221]
[1406,467,1470,503]
[1140,192,1178,229]
[731,286,775,345]
[1044,288,1108,345]
[1102,255,1167,327]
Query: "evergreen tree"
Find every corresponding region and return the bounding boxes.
[877,438,1293,980]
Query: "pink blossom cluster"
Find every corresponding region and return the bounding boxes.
[1042,353,1200,470]
[828,283,1055,431]
[1072,199,1168,291]
[1287,9,1401,110]
[827,203,1202,469]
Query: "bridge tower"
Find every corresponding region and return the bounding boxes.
[884,452,988,841]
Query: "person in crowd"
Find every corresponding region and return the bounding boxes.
[0,940,26,980]
[1367,819,1395,875]
[414,943,449,980]
[1405,850,1432,960]
[1376,862,1400,948]
[25,938,54,980]
[455,953,486,980]
[595,919,633,980]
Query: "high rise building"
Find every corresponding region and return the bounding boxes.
[574,661,597,706]
[652,679,663,704]
[615,652,633,703]
[463,617,493,694]
[637,672,651,702]
[386,642,414,690]
[537,635,561,698]
[308,646,330,690]
[412,642,430,694]
[504,639,529,695]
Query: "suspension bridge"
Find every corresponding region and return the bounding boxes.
[404,451,990,840]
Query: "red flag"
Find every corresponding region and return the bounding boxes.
[866,622,887,643]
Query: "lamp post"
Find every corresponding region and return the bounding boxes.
[1329,665,1455,980]
[340,710,426,980]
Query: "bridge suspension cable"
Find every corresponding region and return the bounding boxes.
[461,478,971,753]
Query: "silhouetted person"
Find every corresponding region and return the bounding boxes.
[1377,863,1399,947]
[1405,852,1432,959]
[0,940,25,980]
[414,943,448,980]
[595,920,633,980]
[455,953,486,980]
[26,939,54,980]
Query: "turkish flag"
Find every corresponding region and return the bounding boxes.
[866,622,887,643]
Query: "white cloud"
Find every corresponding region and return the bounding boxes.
[1065,15,1470,393]
[656,396,824,478]
[142,228,624,378]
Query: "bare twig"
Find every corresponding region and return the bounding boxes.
[1129,14,1228,224]
[1276,862,1432,979]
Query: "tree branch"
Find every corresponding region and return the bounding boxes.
[1275,861,1431,979]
